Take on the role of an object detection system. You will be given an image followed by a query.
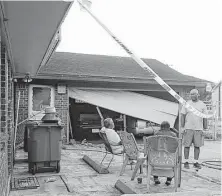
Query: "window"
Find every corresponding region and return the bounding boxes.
[28,85,55,120]
[32,87,51,111]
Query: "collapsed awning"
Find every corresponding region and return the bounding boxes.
[69,88,179,127]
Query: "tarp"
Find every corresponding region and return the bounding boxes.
[69,88,179,127]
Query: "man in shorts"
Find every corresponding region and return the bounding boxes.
[181,89,208,169]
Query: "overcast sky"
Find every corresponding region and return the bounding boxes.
[57,0,222,83]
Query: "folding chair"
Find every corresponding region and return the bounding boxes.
[144,135,181,192]
[99,132,123,171]
[119,131,146,180]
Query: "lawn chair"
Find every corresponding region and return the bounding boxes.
[119,131,146,180]
[99,132,123,172]
[144,135,181,192]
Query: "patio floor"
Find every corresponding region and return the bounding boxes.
[10,141,221,196]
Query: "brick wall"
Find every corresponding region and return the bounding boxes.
[55,85,69,143]
[14,83,69,144]
[0,37,14,195]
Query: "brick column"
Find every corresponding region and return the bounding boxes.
[0,40,9,196]
[55,85,69,143]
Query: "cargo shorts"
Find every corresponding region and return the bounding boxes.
[182,129,204,147]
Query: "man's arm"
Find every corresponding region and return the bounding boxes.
[202,103,208,130]
[181,114,186,128]
[203,118,208,129]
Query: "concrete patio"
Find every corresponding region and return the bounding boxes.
[10,140,221,196]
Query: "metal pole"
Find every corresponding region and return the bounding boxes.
[178,104,182,187]
[13,91,21,158]
[77,0,214,119]
[67,90,70,144]
[213,112,218,141]
[67,112,70,144]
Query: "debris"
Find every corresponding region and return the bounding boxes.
[62,145,67,150]
[87,143,94,147]
[45,177,57,183]
[81,139,87,144]
[70,139,76,145]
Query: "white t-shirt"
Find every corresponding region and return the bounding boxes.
[181,100,207,130]
[100,127,121,145]
[100,127,123,153]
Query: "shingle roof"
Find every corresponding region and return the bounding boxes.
[39,52,208,83]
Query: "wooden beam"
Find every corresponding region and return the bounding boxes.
[114,180,136,194]
[123,114,126,131]
[82,155,109,174]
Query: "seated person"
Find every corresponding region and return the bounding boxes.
[153,121,176,186]
[100,118,124,154]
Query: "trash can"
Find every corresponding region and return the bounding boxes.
[24,121,41,152]
[28,107,63,175]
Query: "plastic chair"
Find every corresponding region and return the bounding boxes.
[99,132,123,171]
[144,135,181,192]
[119,131,146,180]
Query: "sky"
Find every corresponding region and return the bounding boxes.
[57,0,222,83]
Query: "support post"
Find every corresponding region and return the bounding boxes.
[178,103,182,187]
[67,100,70,144]
[123,114,126,132]
[96,106,104,127]
[13,91,21,158]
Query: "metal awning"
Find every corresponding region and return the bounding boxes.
[69,88,179,127]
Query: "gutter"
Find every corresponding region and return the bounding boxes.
[35,1,73,76]
[0,2,15,73]
[29,74,207,87]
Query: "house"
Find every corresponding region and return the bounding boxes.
[0,2,72,195]
[14,52,212,143]
[211,81,222,138]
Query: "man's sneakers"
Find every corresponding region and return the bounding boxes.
[165,180,171,186]
[193,162,202,169]
[184,162,190,169]
[154,177,161,185]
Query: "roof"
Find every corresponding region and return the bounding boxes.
[38,52,209,84]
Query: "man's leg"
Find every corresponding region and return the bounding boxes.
[165,177,172,186]
[184,147,190,159]
[193,130,202,169]
[183,130,194,168]
[194,147,200,160]
[184,147,190,168]
[153,176,160,184]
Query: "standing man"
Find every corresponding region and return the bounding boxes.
[181,89,208,169]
